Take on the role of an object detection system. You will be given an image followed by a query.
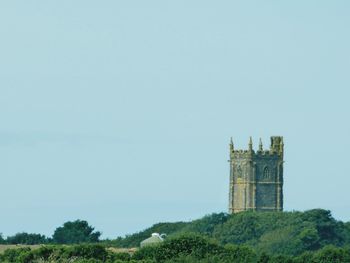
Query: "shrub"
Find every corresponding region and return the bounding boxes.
[52,220,101,244]
[62,244,108,260]
[153,234,223,261]
[133,245,158,260]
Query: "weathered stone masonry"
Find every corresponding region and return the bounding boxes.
[229,136,284,213]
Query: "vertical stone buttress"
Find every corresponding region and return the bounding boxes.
[229,136,284,213]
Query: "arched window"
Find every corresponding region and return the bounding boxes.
[237,166,242,178]
[263,166,269,179]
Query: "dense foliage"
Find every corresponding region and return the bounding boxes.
[52,220,101,244]
[107,222,188,248]
[110,209,350,256]
[0,244,111,263]
[0,233,5,244]
[2,209,350,262]
[6,233,48,245]
[1,220,100,245]
[212,209,347,255]
[1,236,350,263]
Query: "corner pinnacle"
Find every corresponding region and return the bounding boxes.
[230,137,234,152]
[249,136,253,151]
[259,138,263,151]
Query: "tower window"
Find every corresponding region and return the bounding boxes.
[237,166,242,178]
[263,167,270,179]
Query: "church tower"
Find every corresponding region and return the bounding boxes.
[229,136,284,213]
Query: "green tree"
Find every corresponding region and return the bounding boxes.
[0,233,5,244]
[298,227,320,250]
[219,244,257,263]
[181,213,229,236]
[109,209,350,256]
[62,244,108,260]
[0,247,32,263]
[153,234,224,262]
[52,220,101,244]
[301,209,344,247]
[6,232,48,245]
[312,245,350,263]
[344,222,350,244]
[256,226,304,255]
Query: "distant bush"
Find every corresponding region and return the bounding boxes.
[52,220,101,244]
[0,244,111,263]
[1,240,350,262]
[1,219,101,245]
[0,233,5,244]
[153,234,224,261]
[133,245,159,260]
[133,234,257,262]
[0,247,32,263]
[62,244,108,260]
[113,252,131,261]
[6,233,48,245]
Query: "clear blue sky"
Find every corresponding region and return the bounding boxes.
[0,1,349,238]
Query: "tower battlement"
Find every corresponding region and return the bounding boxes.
[230,136,283,157]
[228,136,284,213]
[230,150,281,158]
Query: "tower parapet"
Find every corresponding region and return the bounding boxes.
[228,136,284,213]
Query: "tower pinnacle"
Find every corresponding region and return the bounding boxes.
[248,136,253,151]
[259,138,263,151]
[230,137,234,152]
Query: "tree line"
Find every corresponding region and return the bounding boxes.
[0,220,100,245]
[107,209,350,256]
[1,209,350,262]
[1,234,350,263]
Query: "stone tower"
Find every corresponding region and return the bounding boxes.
[229,136,284,213]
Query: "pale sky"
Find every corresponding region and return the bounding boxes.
[1,1,349,238]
